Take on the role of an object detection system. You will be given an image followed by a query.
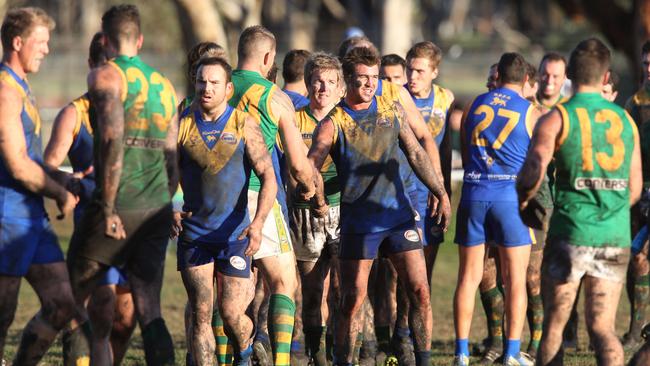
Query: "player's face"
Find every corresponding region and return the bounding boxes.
[347,63,379,103]
[539,60,566,99]
[308,68,340,109]
[486,66,498,91]
[643,52,650,85]
[601,83,617,102]
[18,25,50,74]
[406,57,436,96]
[380,64,406,85]
[195,64,231,112]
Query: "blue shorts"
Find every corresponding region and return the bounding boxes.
[97,266,129,288]
[177,238,251,278]
[455,200,533,247]
[409,184,444,247]
[0,216,64,276]
[339,220,423,260]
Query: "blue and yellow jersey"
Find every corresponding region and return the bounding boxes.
[329,95,413,234]
[411,84,453,146]
[626,88,650,186]
[462,87,534,202]
[375,79,401,102]
[68,94,97,223]
[284,89,309,110]
[178,105,252,243]
[408,84,453,207]
[0,64,45,218]
[229,69,288,216]
[293,106,340,208]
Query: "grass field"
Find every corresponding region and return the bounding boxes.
[1,190,639,365]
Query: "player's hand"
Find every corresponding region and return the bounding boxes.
[55,190,78,220]
[239,221,263,257]
[171,211,191,239]
[427,193,439,214]
[104,213,126,240]
[298,181,316,201]
[431,193,451,232]
[311,198,329,218]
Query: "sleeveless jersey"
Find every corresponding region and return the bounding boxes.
[550,93,637,247]
[0,64,45,218]
[329,96,413,234]
[293,106,340,208]
[98,55,177,210]
[228,70,282,191]
[409,84,453,207]
[462,87,534,201]
[625,88,650,186]
[178,105,251,242]
[68,94,96,222]
[284,89,309,110]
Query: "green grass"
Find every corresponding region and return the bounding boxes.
[2,191,638,365]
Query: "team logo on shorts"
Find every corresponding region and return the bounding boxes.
[229,256,247,270]
[404,230,420,242]
[221,132,237,144]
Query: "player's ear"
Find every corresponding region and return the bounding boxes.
[12,35,22,52]
[431,67,439,79]
[602,70,610,86]
[136,34,144,50]
[226,81,233,94]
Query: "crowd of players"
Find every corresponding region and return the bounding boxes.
[0,3,649,366]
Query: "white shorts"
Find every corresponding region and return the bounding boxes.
[289,205,340,262]
[247,190,293,260]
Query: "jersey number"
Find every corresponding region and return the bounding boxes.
[576,107,625,172]
[471,105,520,149]
[125,67,174,131]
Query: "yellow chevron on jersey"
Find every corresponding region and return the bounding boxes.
[426,84,453,138]
[330,95,404,162]
[71,94,93,140]
[295,107,335,174]
[178,107,248,175]
[0,71,41,136]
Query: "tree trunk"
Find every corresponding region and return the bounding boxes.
[381,0,413,56]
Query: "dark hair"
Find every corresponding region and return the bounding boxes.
[381,54,406,69]
[539,52,567,73]
[497,52,527,85]
[282,49,311,83]
[525,62,537,87]
[267,62,278,82]
[643,41,650,56]
[567,38,610,86]
[89,32,107,67]
[337,35,378,60]
[237,25,275,61]
[607,69,619,92]
[406,41,442,69]
[186,42,226,82]
[342,46,381,81]
[196,57,233,83]
[1,7,55,51]
[101,4,140,49]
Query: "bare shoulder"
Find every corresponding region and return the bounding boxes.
[88,63,122,92]
[0,80,23,105]
[271,87,295,113]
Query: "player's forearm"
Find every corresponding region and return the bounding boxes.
[288,155,314,190]
[253,169,278,227]
[440,127,453,198]
[164,148,179,198]
[101,137,124,215]
[407,145,446,199]
[311,169,327,207]
[419,134,445,186]
[516,154,545,204]
[12,160,68,201]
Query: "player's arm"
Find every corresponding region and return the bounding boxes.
[516,109,562,208]
[0,84,75,218]
[272,89,315,199]
[396,104,451,231]
[439,90,456,198]
[397,86,444,184]
[629,114,643,205]
[458,102,472,169]
[44,104,76,168]
[164,111,180,198]
[307,117,335,216]
[241,116,278,256]
[88,64,126,239]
